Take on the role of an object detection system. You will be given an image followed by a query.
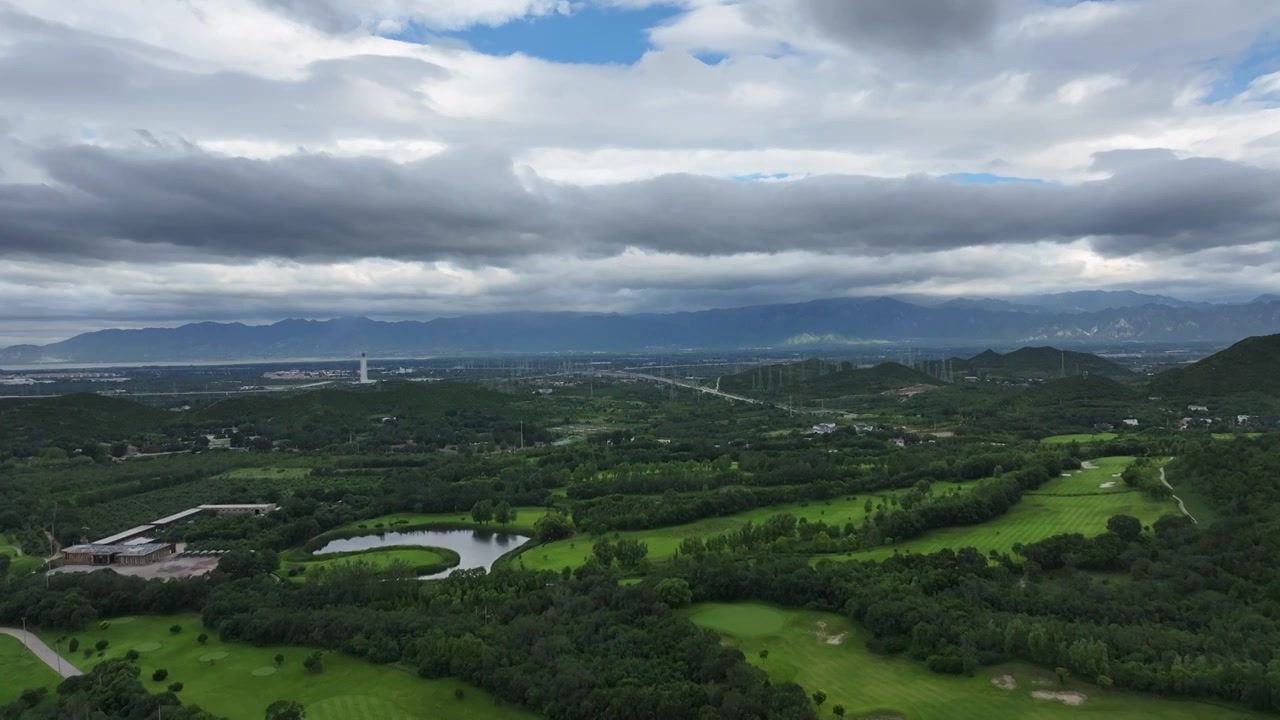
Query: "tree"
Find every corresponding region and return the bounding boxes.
[812,690,827,707]
[169,682,184,693]
[832,705,845,717]
[1056,667,1070,685]
[534,513,574,542]
[1106,514,1143,543]
[613,538,648,569]
[109,442,129,458]
[470,499,494,525]
[152,669,169,681]
[454,688,465,700]
[494,501,515,526]
[266,699,306,720]
[654,578,692,608]
[94,640,109,652]
[126,649,140,662]
[68,638,79,653]
[274,653,285,667]
[197,633,209,644]
[592,538,615,566]
[303,651,323,674]
[758,649,769,660]
[170,624,183,634]
[0,554,10,577]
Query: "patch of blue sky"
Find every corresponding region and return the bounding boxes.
[1202,38,1280,104]
[390,4,683,65]
[939,173,1047,185]
[731,173,792,182]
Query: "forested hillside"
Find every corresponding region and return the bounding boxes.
[1151,333,1280,397]
[953,347,1133,380]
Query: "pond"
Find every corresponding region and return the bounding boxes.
[314,528,531,579]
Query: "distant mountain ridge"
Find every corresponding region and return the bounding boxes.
[5,295,1280,364]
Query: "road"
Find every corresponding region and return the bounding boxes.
[1160,466,1198,524]
[0,628,82,678]
[593,370,789,409]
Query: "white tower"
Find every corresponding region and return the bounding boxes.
[359,352,370,384]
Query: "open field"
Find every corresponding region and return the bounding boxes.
[822,461,1176,562]
[687,602,1257,720]
[520,482,982,572]
[32,614,535,720]
[0,634,62,706]
[1040,432,1118,444]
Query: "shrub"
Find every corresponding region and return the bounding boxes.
[197,633,209,644]
[68,638,79,653]
[455,688,465,700]
[126,650,140,662]
[168,682,184,693]
[94,640,109,652]
[169,624,182,634]
[152,669,169,682]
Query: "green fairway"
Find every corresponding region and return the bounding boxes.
[0,533,41,576]
[283,546,457,580]
[1033,456,1133,494]
[34,614,535,720]
[687,602,1256,720]
[1040,432,1118,444]
[0,634,62,706]
[823,460,1175,562]
[331,508,546,537]
[521,483,981,572]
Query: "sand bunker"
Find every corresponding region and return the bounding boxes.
[1031,690,1087,706]
[813,621,848,645]
[1081,461,1099,469]
[1061,472,1073,477]
[990,675,1018,690]
[1099,481,1117,488]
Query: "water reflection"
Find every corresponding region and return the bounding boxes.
[315,528,530,579]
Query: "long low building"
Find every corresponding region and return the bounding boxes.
[62,542,176,566]
[198,503,278,516]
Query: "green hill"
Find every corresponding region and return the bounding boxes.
[955,346,1133,380]
[966,375,1152,438]
[1150,334,1280,398]
[718,359,942,399]
[0,393,169,455]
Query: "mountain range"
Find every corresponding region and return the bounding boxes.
[5,291,1280,364]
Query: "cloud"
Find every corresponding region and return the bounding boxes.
[2,142,1278,265]
[797,0,1003,54]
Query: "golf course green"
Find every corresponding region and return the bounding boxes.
[0,634,61,706]
[687,602,1258,719]
[822,457,1177,562]
[519,482,982,572]
[31,614,535,720]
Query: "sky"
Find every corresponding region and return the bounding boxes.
[2,0,1280,345]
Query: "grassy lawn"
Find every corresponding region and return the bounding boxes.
[282,547,456,581]
[1040,432,1118,445]
[0,634,62,706]
[34,614,535,720]
[822,462,1176,563]
[521,482,982,572]
[687,602,1257,720]
[0,533,42,576]
[332,508,546,537]
[1033,456,1133,494]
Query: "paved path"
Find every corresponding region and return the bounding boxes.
[0,628,82,678]
[1160,466,1198,524]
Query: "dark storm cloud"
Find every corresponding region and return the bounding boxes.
[797,0,1003,54]
[1,144,1278,263]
